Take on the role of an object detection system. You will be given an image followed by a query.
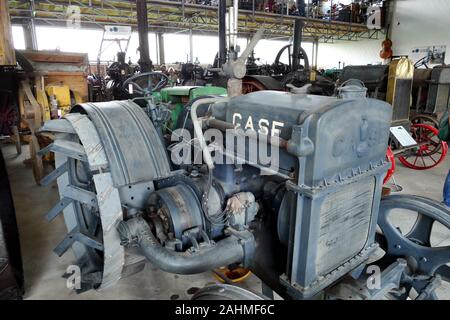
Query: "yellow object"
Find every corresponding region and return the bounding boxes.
[46,85,71,106]
[36,89,51,122]
[45,84,72,115]
[213,267,252,284]
[71,90,83,104]
[310,70,317,82]
[386,58,414,105]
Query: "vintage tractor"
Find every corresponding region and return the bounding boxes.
[338,59,448,173]
[38,89,450,299]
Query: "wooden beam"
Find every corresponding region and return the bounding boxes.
[0,0,16,66]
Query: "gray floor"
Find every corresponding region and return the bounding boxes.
[2,143,450,300]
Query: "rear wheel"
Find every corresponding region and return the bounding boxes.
[399,124,448,170]
[411,114,439,129]
[377,195,450,299]
[39,114,124,292]
[39,100,171,292]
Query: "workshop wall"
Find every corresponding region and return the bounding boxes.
[317,39,381,69]
[316,0,450,69]
[390,0,450,64]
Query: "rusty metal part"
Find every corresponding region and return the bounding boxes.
[242,75,284,94]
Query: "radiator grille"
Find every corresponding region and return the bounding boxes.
[315,178,375,276]
[392,79,412,122]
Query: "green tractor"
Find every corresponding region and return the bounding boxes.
[120,72,227,135]
[159,85,227,131]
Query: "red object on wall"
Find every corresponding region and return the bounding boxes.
[380,38,393,59]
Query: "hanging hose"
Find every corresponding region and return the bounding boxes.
[202,170,230,226]
[190,97,230,225]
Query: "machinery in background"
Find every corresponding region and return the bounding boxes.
[241,43,310,93]
[87,25,139,102]
[177,61,218,86]
[242,45,336,96]
[320,67,343,82]
[412,65,450,127]
[337,58,448,172]
[159,85,227,131]
[240,0,335,96]
[16,50,88,120]
[103,51,139,101]
[15,50,88,183]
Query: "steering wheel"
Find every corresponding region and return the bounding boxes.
[122,72,169,96]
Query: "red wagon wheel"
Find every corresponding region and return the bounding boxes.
[383,147,396,184]
[399,123,448,170]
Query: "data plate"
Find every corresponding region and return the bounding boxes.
[390,126,417,147]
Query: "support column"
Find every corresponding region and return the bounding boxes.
[136,0,152,72]
[218,0,227,67]
[157,32,165,65]
[23,0,38,50]
[292,0,306,71]
[0,0,17,65]
[23,22,38,51]
[189,28,193,63]
[311,37,319,70]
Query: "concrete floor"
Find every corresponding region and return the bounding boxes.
[2,143,450,300]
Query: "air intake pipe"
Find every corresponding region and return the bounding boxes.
[117,216,245,274]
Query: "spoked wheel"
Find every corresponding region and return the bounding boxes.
[411,114,439,129]
[38,114,120,292]
[377,195,450,299]
[38,100,171,293]
[399,123,448,170]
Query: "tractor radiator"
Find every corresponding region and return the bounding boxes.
[316,178,375,276]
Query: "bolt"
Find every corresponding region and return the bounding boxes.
[395,244,402,249]
[420,257,428,263]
